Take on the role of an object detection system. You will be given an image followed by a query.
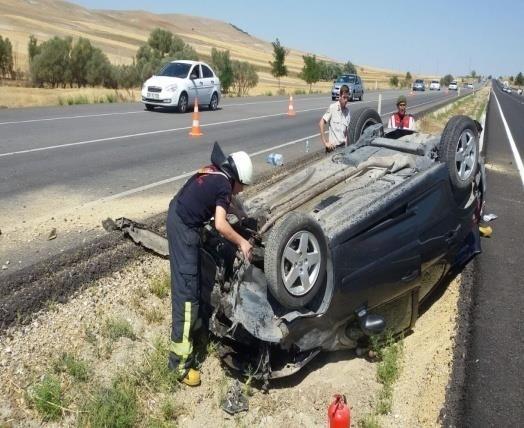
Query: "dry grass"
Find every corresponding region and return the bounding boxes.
[417,87,490,133]
[0,86,139,108]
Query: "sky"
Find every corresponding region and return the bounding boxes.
[71,0,522,78]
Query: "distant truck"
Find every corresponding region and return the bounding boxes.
[331,74,364,101]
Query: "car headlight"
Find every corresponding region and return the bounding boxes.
[166,84,178,92]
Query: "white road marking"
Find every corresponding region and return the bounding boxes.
[492,90,524,188]
[0,96,330,126]
[0,107,327,158]
[0,110,146,125]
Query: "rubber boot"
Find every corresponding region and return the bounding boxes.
[180,368,201,387]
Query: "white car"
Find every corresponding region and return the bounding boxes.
[448,81,458,91]
[467,83,474,89]
[429,80,441,90]
[141,60,221,112]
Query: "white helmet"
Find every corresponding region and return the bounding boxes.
[229,151,253,185]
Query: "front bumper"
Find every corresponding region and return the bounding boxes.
[141,89,180,106]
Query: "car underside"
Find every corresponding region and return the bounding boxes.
[110,108,485,388]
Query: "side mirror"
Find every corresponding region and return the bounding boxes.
[190,74,197,80]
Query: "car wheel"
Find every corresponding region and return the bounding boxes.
[438,115,479,190]
[359,92,364,101]
[348,107,382,145]
[209,92,219,111]
[332,96,336,101]
[264,212,327,309]
[178,92,189,113]
[145,104,154,111]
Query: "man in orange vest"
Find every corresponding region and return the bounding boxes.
[387,95,415,130]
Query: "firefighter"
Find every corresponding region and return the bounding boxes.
[166,143,253,386]
[387,95,416,130]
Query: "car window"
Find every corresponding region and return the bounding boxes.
[201,65,214,78]
[336,76,356,84]
[190,65,201,79]
[157,62,191,78]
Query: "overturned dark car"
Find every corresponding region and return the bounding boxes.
[113,108,485,385]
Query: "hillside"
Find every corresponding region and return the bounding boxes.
[0,0,433,92]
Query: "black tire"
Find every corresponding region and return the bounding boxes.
[332,96,336,101]
[145,104,154,111]
[348,107,382,145]
[177,92,189,113]
[438,115,479,190]
[264,212,327,309]
[359,92,364,101]
[209,92,219,111]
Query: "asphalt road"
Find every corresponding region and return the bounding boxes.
[460,81,524,426]
[0,88,463,275]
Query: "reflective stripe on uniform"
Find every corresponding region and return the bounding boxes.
[170,301,193,357]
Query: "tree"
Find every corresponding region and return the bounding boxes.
[343,60,356,74]
[509,76,514,83]
[28,35,40,63]
[148,28,173,58]
[0,36,14,79]
[231,60,258,96]
[441,74,454,86]
[30,36,72,87]
[269,38,287,89]
[471,70,476,78]
[70,37,94,87]
[514,72,524,86]
[211,48,233,94]
[85,48,112,87]
[299,54,320,92]
[389,75,399,87]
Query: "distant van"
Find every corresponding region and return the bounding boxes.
[331,74,364,101]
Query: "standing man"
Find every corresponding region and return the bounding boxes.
[167,143,253,386]
[319,84,351,152]
[387,95,416,130]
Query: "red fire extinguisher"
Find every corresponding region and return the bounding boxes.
[328,394,350,428]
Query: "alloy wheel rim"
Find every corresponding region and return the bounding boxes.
[280,230,321,296]
[455,129,477,180]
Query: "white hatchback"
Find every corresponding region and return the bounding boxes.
[141,60,221,112]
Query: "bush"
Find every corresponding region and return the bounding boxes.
[232,60,258,96]
[82,375,138,428]
[102,317,136,341]
[29,374,63,421]
[53,352,89,382]
[389,75,399,87]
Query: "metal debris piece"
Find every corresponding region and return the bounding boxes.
[47,228,57,240]
[221,380,249,415]
[482,213,498,222]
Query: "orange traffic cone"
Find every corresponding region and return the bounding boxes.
[189,97,203,136]
[287,95,296,117]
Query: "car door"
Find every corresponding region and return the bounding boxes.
[201,64,215,103]
[187,64,204,106]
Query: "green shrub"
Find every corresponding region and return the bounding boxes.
[29,374,63,421]
[105,93,117,103]
[149,271,170,299]
[102,317,136,341]
[138,338,179,392]
[53,352,89,382]
[82,376,138,428]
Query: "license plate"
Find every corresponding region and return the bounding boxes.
[147,92,159,99]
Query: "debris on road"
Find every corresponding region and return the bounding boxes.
[221,380,249,415]
[479,226,493,237]
[47,228,57,240]
[482,213,498,222]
